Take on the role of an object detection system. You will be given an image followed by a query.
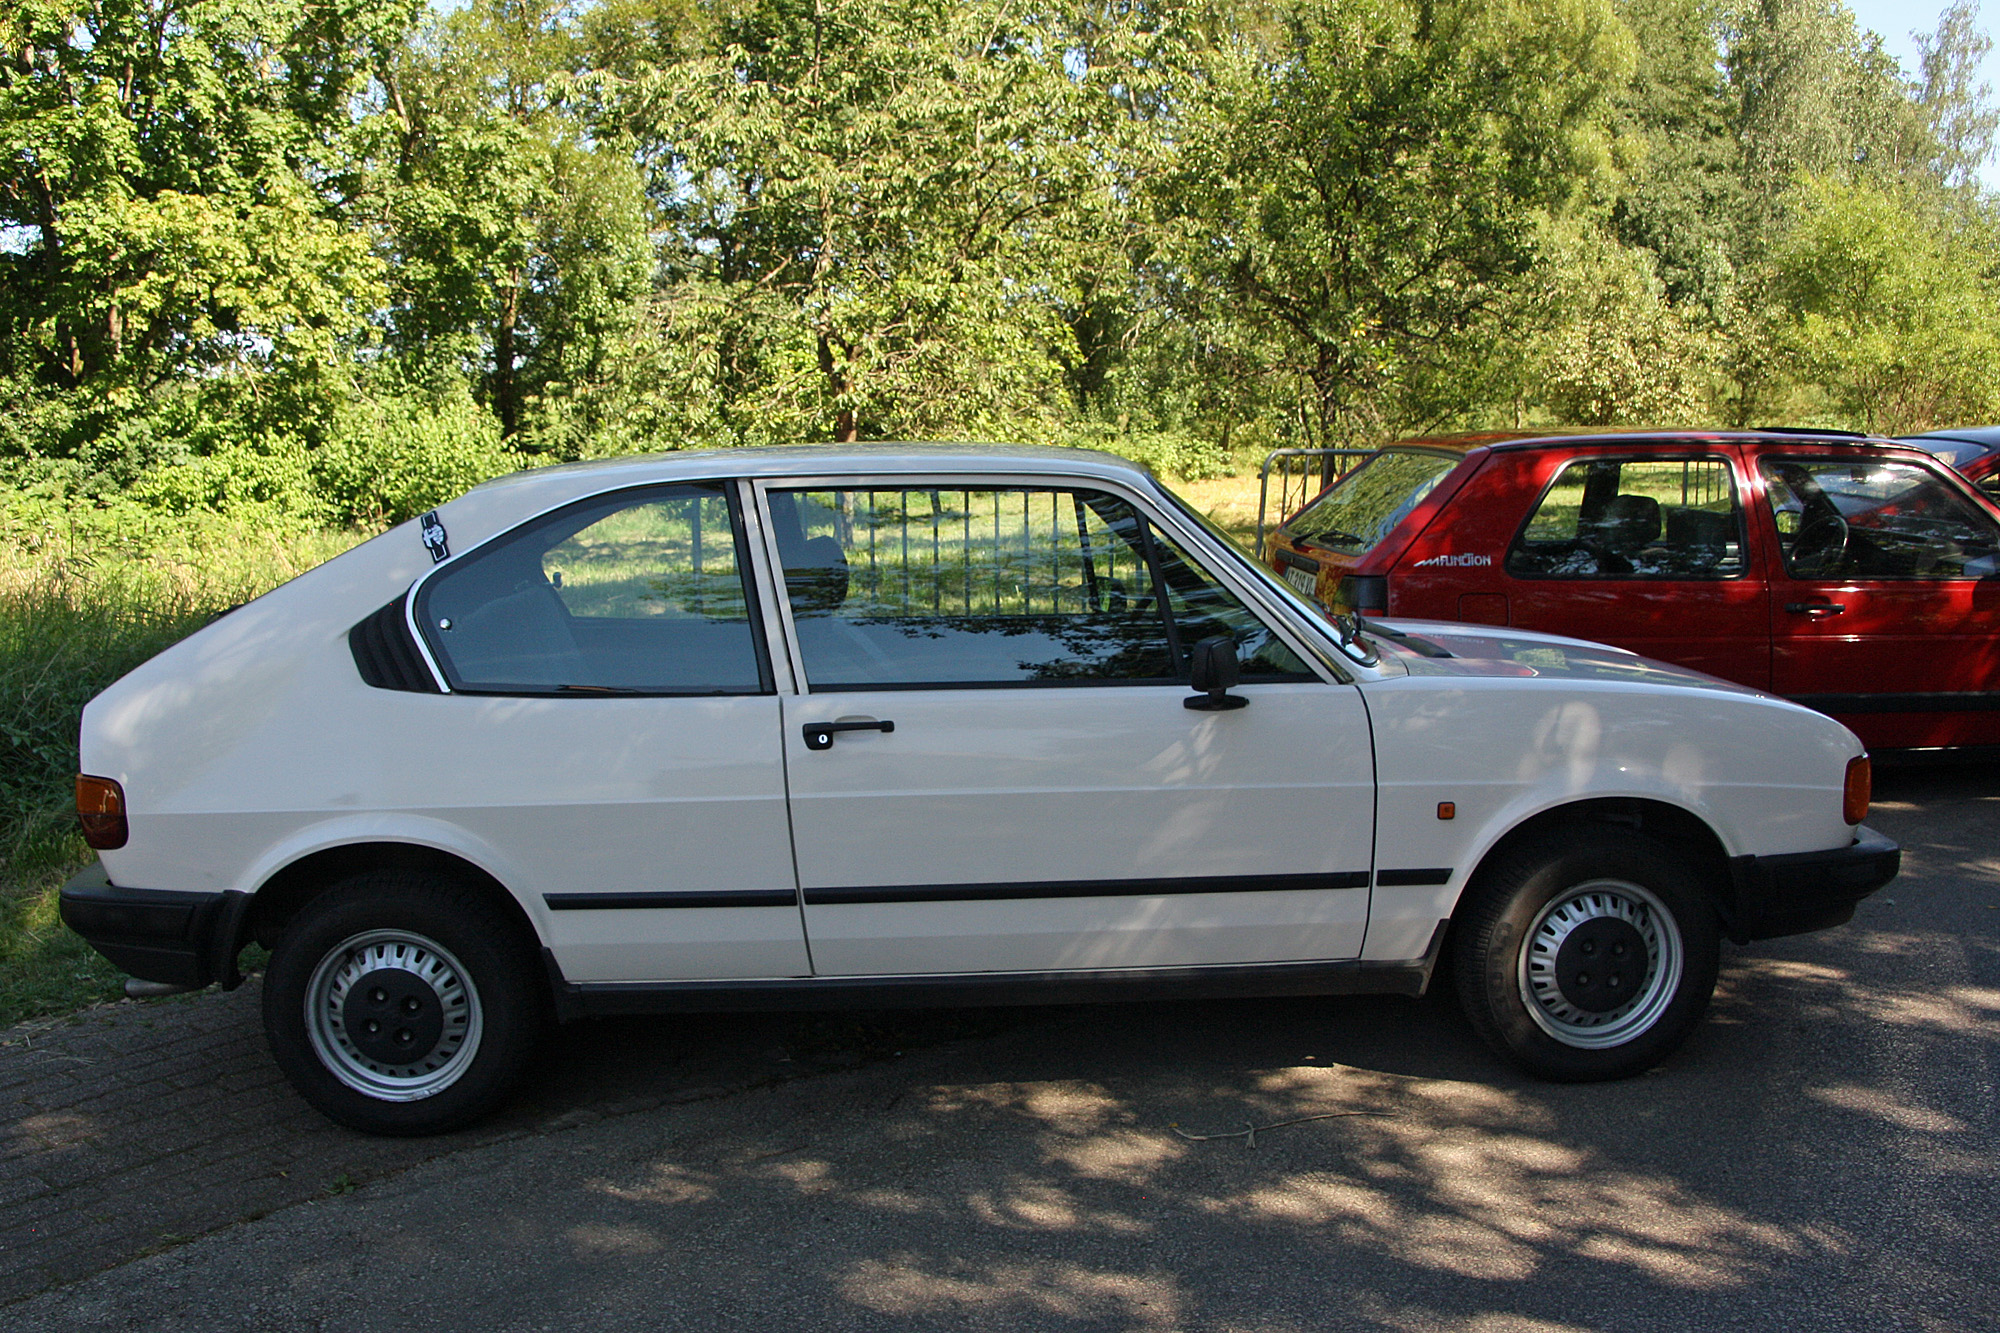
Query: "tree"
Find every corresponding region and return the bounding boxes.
[1159,0,1634,444]
[1766,174,2000,433]
[623,0,1143,443]
[0,0,405,415]
[1915,0,2000,188]
[366,0,654,446]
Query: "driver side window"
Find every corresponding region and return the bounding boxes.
[1762,458,2000,580]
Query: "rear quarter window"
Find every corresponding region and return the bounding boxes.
[1507,457,1746,580]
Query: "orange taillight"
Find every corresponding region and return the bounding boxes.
[1843,755,1871,827]
[76,774,128,850]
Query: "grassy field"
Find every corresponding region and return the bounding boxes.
[0,469,1273,1027]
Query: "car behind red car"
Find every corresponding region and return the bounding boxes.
[1900,426,2000,502]
[1266,430,2000,751]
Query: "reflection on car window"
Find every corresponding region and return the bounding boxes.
[771,487,1312,688]
[1283,450,1458,553]
[1147,529,1313,677]
[1761,458,2000,580]
[1507,458,1744,580]
[418,484,766,694]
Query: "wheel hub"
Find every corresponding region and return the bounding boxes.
[304,931,483,1102]
[1517,879,1684,1050]
[340,968,446,1064]
[1551,917,1648,1013]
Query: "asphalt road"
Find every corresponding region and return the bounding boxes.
[1,763,1994,1332]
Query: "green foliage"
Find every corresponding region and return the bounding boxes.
[632,0,1132,443]
[1161,0,1636,441]
[1765,174,2000,433]
[312,387,519,526]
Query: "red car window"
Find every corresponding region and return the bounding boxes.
[1283,449,1460,554]
[1760,458,2000,580]
[1507,456,1746,580]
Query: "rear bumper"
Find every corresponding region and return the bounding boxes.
[1724,825,1900,942]
[58,863,248,989]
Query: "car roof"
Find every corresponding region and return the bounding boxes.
[1896,426,2000,465]
[1374,428,1895,455]
[460,441,1157,502]
[1900,425,2000,446]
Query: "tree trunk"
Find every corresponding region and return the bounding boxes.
[495,271,521,438]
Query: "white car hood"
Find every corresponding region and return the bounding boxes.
[1366,619,1764,697]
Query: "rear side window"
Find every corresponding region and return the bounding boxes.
[1507,457,1745,579]
[417,484,769,694]
[1761,457,2000,580]
[1282,450,1459,553]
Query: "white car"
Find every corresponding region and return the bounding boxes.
[61,445,1898,1133]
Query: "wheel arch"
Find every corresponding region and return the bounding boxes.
[240,843,542,967]
[1454,796,1735,938]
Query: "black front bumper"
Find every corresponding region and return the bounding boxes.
[58,863,249,989]
[1724,825,1900,942]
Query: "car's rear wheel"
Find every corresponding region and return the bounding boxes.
[1453,828,1720,1081]
[263,871,544,1135]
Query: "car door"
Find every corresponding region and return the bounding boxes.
[406,480,809,983]
[759,478,1376,977]
[1756,452,2000,748]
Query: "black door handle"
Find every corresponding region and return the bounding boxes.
[802,719,895,750]
[1784,602,1846,616]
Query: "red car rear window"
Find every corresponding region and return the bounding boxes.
[1283,450,1460,554]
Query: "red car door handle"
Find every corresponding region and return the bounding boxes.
[1783,602,1846,616]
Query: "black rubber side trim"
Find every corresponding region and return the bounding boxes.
[544,889,798,910]
[349,595,440,693]
[543,953,1440,1021]
[801,872,1372,906]
[1375,868,1453,887]
[1789,691,2000,715]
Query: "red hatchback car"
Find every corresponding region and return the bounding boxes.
[1265,430,2000,751]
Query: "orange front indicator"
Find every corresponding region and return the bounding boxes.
[1843,755,1871,826]
[76,774,128,850]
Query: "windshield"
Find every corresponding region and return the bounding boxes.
[1282,449,1460,553]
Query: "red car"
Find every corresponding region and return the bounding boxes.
[1266,430,2000,751]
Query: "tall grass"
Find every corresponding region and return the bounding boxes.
[0,524,362,1024]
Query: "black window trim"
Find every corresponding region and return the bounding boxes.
[1504,451,1752,583]
[412,479,777,699]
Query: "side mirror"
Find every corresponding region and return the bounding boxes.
[1184,635,1248,712]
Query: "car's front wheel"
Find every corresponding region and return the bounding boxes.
[262,872,545,1134]
[1453,828,1720,1081]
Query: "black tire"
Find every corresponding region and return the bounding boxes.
[1453,827,1720,1082]
[262,871,545,1135]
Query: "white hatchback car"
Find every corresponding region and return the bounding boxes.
[61,446,1898,1133]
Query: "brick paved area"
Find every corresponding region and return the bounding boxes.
[0,977,1018,1306]
[0,981,477,1302]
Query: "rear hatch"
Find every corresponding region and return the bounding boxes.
[1270,446,1471,609]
